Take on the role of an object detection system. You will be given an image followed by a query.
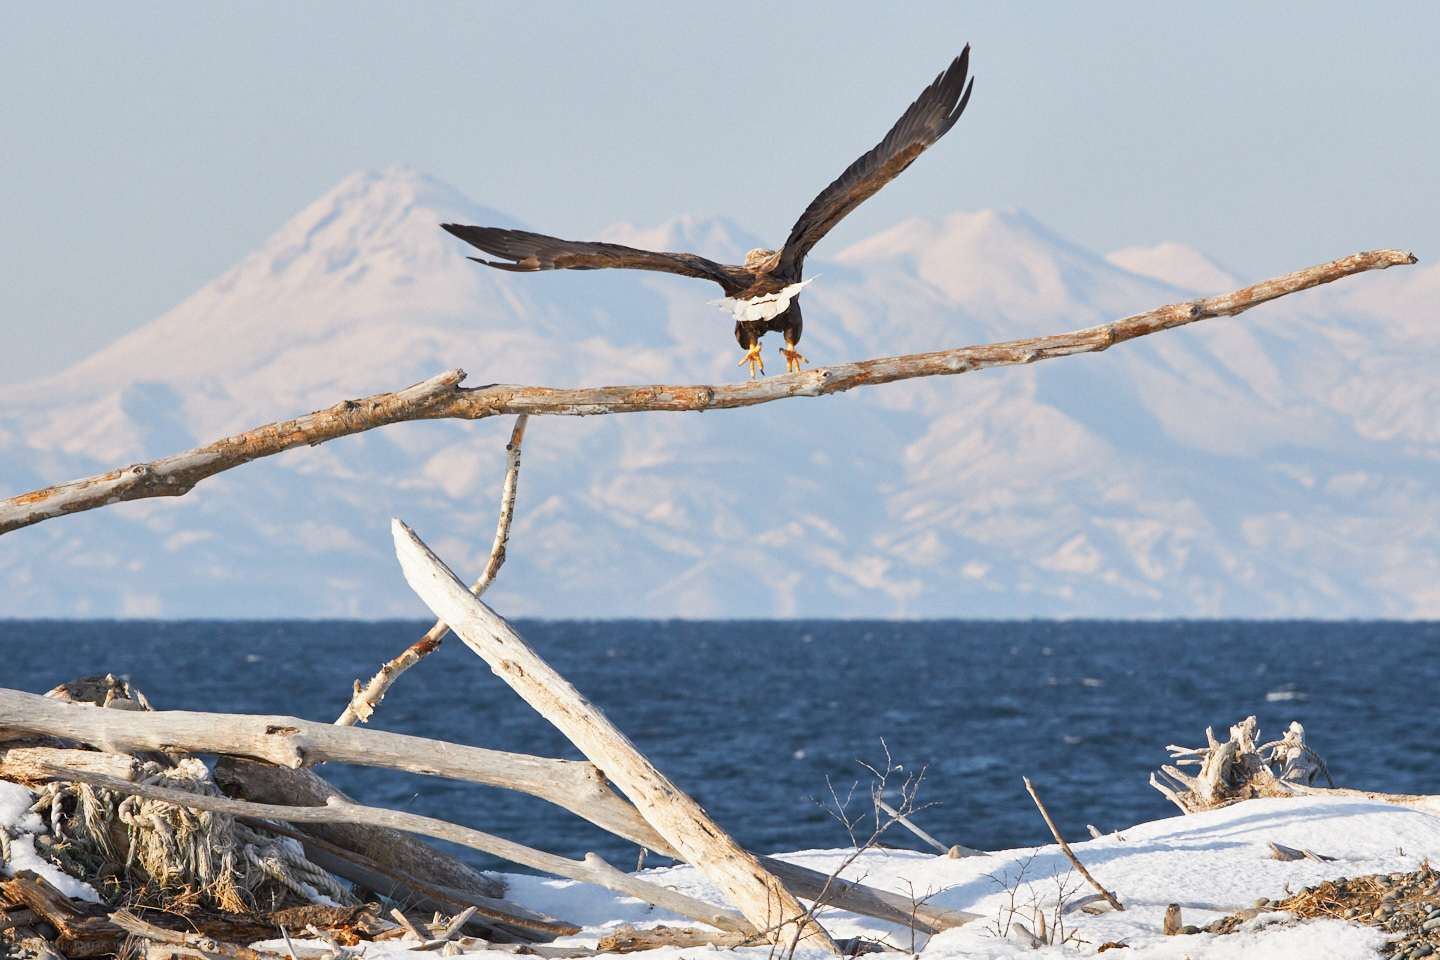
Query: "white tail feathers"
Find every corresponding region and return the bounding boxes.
[708,276,818,323]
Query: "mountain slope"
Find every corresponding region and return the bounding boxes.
[1,166,1434,618]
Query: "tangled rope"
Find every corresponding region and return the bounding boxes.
[30,758,358,910]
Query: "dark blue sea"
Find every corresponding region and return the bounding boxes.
[2,620,1436,874]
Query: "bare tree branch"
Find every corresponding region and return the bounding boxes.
[0,249,1415,536]
[334,415,529,726]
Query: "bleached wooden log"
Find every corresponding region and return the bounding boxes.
[756,857,980,933]
[0,687,672,855]
[40,763,751,934]
[336,415,529,727]
[392,520,835,951]
[1275,783,1440,815]
[0,249,1415,536]
[0,745,137,782]
[878,799,949,854]
[597,924,751,952]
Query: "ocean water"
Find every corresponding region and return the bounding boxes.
[1,619,1437,873]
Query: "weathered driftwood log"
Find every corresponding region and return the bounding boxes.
[1,871,122,959]
[597,924,753,953]
[877,799,952,855]
[1152,716,1317,812]
[0,687,671,855]
[0,249,1415,537]
[38,764,751,935]
[393,519,835,951]
[335,415,529,727]
[0,745,138,782]
[756,857,980,933]
[1152,716,1440,815]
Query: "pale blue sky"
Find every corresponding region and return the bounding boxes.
[2,2,1436,387]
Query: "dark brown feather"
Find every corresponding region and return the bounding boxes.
[440,224,752,295]
[775,46,973,279]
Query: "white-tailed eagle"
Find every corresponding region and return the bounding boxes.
[443,48,973,377]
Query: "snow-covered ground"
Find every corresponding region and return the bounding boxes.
[499,796,1427,958]
[5,781,1428,959]
[487,796,1430,957]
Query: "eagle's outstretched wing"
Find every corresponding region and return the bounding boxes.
[776,48,973,279]
[441,224,752,295]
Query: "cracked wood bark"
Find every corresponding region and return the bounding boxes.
[0,687,673,856]
[0,249,1414,536]
[392,520,835,951]
[37,764,749,935]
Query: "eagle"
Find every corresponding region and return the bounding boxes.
[442,48,973,377]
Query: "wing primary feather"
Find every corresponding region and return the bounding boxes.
[466,256,537,273]
[442,222,749,293]
[776,46,973,278]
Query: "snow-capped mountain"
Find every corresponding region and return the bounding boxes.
[1,165,1435,618]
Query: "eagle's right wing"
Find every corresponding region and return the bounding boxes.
[775,48,973,279]
[442,224,752,295]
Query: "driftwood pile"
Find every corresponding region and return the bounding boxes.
[0,502,982,960]
[1151,716,1440,817]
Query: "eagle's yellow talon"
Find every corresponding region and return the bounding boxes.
[781,347,809,373]
[738,345,765,378]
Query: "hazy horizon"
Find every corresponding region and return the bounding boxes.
[3,3,1436,387]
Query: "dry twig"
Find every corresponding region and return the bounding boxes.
[335,415,529,726]
[0,249,1414,536]
[1022,777,1123,912]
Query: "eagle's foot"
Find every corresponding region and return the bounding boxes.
[738,344,765,378]
[781,346,809,373]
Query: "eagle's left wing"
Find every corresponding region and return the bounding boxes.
[776,48,973,280]
[441,224,752,295]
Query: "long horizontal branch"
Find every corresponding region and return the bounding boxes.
[0,688,671,854]
[0,248,1414,536]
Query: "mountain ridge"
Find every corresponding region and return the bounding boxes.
[1,166,1434,619]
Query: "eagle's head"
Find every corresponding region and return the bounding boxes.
[744,248,781,275]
